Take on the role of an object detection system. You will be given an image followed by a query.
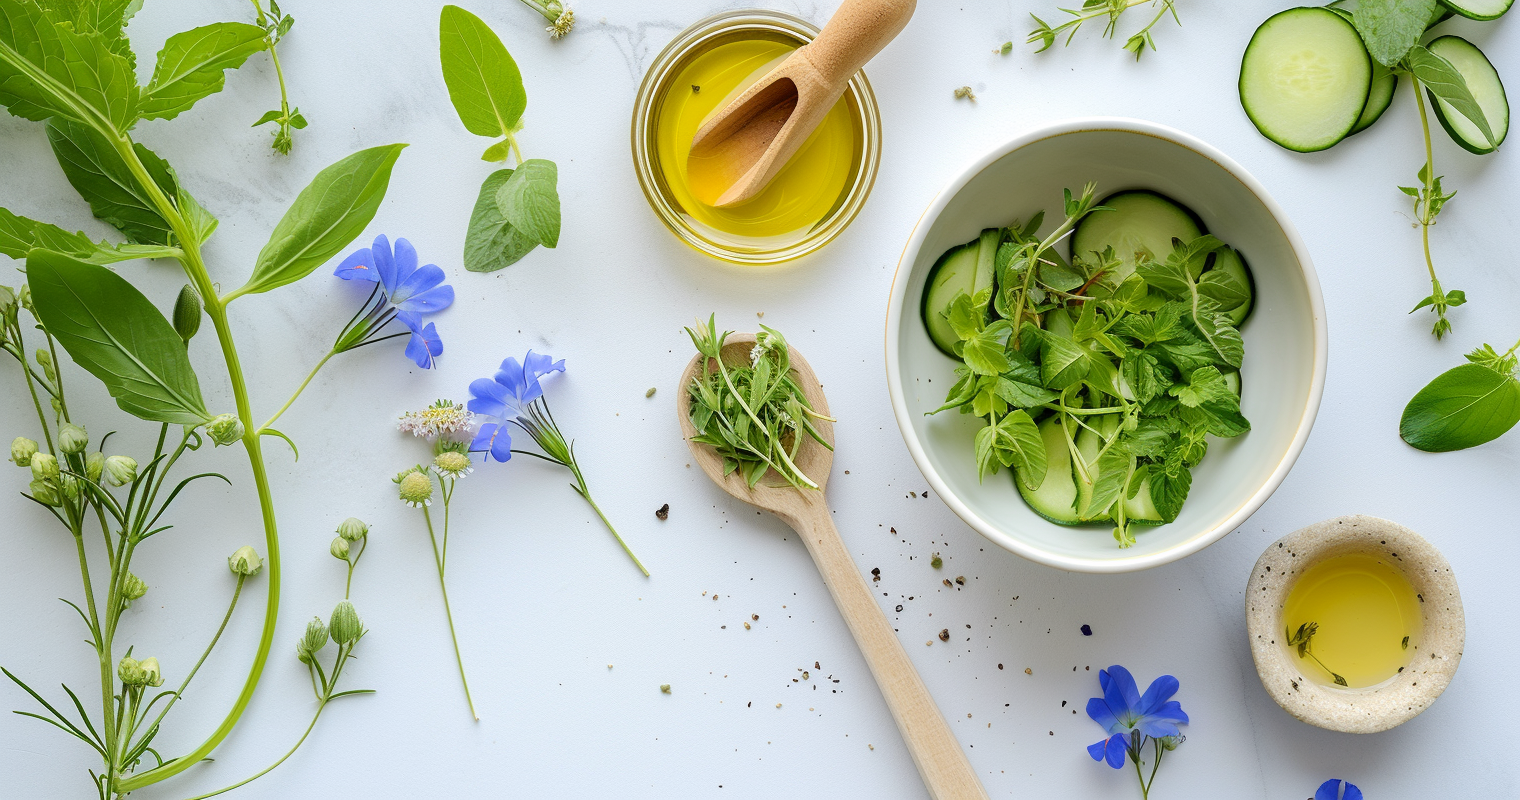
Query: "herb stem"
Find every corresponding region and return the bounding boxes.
[568,462,649,577]
[9,323,55,452]
[422,505,477,720]
[1410,74,1455,339]
[138,576,245,745]
[182,698,326,800]
[260,349,334,432]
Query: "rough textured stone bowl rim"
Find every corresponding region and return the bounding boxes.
[1245,515,1464,734]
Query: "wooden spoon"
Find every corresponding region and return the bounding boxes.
[687,0,916,208]
[677,333,989,800]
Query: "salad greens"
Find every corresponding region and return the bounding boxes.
[439,4,562,272]
[1401,338,1520,451]
[1028,0,1181,60]
[928,187,1251,547]
[0,0,405,795]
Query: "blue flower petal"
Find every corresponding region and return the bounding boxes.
[1101,666,1143,724]
[389,259,443,307]
[1087,739,1108,763]
[470,422,513,463]
[523,350,566,381]
[1342,781,1362,800]
[399,314,442,369]
[1315,779,1361,800]
[333,247,378,281]
[371,234,397,297]
[1145,699,1189,727]
[1138,674,1180,716]
[1086,696,1122,735]
[467,378,510,419]
[1136,716,1182,740]
[392,269,453,313]
[391,237,419,284]
[1087,733,1127,769]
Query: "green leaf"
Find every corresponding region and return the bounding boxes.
[46,118,178,246]
[494,158,560,248]
[1190,308,1244,369]
[961,320,1012,376]
[0,0,138,130]
[1085,448,1130,520]
[991,373,1058,408]
[0,206,174,264]
[1407,44,1496,149]
[1039,329,1094,389]
[236,143,406,297]
[26,249,209,424]
[176,185,217,245]
[439,4,526,139]
[975,410,1046,488]
[1198,268,1249,311]
[464,168,539,273]
[140,22,267,121]
[1149,454,1191,523]
[1400,362,1520,451]
[1354,0,1436,67]
[1121,349,1170,403]
[1170,366,1250,437]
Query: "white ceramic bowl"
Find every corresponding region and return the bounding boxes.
[885,118,1327,573]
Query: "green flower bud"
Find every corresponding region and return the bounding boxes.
[172,284,202,342]
[330,536,350,561]
[139,657,163,688]
[34,347,51,369]
[397,469,433,508]
[9,437,37,467]
[85,451,104,483]
[296,616,329,664]
[28,479,60,506]
[122,572,148,606]
[432,450,472,479]
[117,656,145,687]
[57,423,87,454]
[206,413,244,447]
[18,284,32,314]
[328,600,362,645]
[336,517,368,542]
[0,284,15,312]
[103,455,137,487]
[228,545,263,576]
[60,473,79,501]
[30,452,58,482]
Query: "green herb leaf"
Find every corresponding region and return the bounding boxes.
[493,158,560,248]
[1085,448,1131,520]
[26,249,209,424]
[1407,43,1496,149]
[975,410,1046,488]
[140,22,267,121]
[1400,361,1520,451]
[439,4,526,139]
[46,118,179,246]
[1353,0,1436,68]
[0,0,139,131]
[464,168,539,272]
[1198,268,1249,311]
[1149,448,1192,523]
[236,143,406,297]
[0,206,176,264]
[962,320,1013,376]
[1170,366,1250,437]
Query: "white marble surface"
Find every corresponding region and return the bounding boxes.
[1,1,1516,798]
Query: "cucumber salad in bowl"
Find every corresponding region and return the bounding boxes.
[921,185,1255,547]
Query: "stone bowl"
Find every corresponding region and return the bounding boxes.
[1245,515,1465,733]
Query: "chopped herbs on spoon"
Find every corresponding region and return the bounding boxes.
[684,315,833,490]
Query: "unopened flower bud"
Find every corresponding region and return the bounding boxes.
[336,517,368,542]
[329,536,350,561]
[85,451,104,483]
[139,657,163,688]
[29,479,60,506]
[103,455,137,487]
[328,600,362,645]
[9,437,37,467]
[57,423,87,454]
[0,284,15,318]
[228,545,263,576]
[34,347,51,370]
[122,572,148,606]
[296,616,328,664]
[172,284,202,343]
[397,470,433,507]
[1160,734,1185,751]
[18,284,32,313]
[117,656,145,687]
[60,473,79,501]
[432,450,472,479]
[30,452,58,482]
[206,414,244,446]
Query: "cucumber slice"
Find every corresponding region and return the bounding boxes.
[1425,36,1509,155]
[1210,247,1256,327]
[1438,0,1512,21]
[1016,416,1081,524]
[1350,61,1398,135]
[1240,8,1372,153]
[921,240,980,356]
[1224,370,1242,398]
[1121,475,1165,525]
[1074,415,1121,521]
[1070,191,1204,283]
[973,227,1000,298]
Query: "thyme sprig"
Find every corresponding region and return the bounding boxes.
[1286,622,1349,687]
[1029,0,1181,61]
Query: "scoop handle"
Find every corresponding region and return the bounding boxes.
[805,0,916,88]
[791,498,990,800]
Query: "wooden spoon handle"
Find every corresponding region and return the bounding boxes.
[804,0,916,88]
[792,501,989,800]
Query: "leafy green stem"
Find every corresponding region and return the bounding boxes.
[260,349,333,432]
[422,505,477,720]
[1407,73,1462,340]
[567,461,649,577]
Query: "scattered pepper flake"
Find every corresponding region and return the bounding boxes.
[656,503,669,520]
[1024,668,1032,675]
[1080,624,1092,636]
[931,553,943,569]
[752,614,759,621]
[939,629,950,642]
[646,387,657,398]
[954,576,965,586]
[744,622,751,630]
[942,579,952,588]
[998,664,1003,670]
[660,684,671,694]
[691,84,701,93]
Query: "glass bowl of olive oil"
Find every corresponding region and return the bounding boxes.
[631,9,882,265]
[1246,515,1465,733]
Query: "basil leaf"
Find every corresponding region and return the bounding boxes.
[992,374,1058,408]
[47,118,179,246]
[1189,308,1244,369]
[976,410,1046,488]
[1039,329,1095,389]
[140,22,267,121]
[439,4,526,139]
[1400,362,1520,451]
[1354,0,1436,68]
[1149,456,1191,523]
[494,158,561,248]
[464,168,539,272]
[0,0,139,130]
[26,249,209,424]
[1407,44,1496,149]
[236,143,406,297]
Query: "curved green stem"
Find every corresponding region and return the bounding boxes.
[568,465,649,576]
[260,350,333,432]
[423,506,477,720]
[181,699,327,800]
[138,576,245,744]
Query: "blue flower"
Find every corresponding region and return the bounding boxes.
[398,311,442,369]
[467,351,566,462]
[1316,779,1363,800]
[335,235,454,314]
[1085,665,1188,769]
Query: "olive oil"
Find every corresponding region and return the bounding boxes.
[1281,553,1422,688]
[654,38,859,246]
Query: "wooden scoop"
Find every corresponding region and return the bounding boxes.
[677,333,989,800]
[687,0,916,208]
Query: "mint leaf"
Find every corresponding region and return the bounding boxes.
[140,22,267,121]
[1170,366,1250,437]
[464,168,539,272]
[494,158,560,248]
[1354,0,1436,67]
[961,320,1013,376]
[439,4,526,139]
[0,0,139,130]
[975,410,1046,488]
